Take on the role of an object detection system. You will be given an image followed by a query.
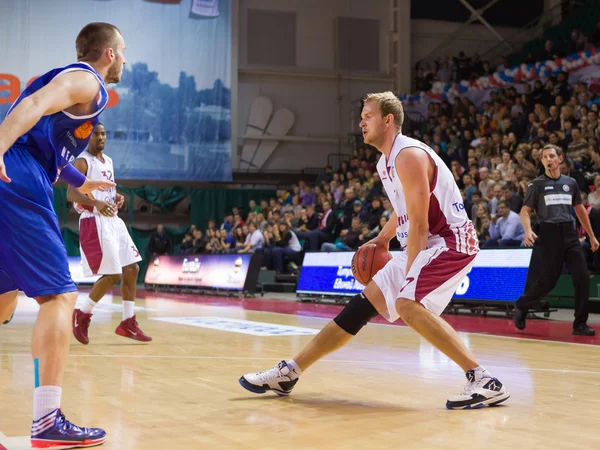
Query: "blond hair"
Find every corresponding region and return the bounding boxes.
[363,91,404,130]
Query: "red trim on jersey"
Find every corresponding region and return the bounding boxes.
[414,250,476,302]
[81,205,94,212]
[428,193,457,251]
[80,217,103,274]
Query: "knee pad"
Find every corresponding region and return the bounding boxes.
[333,293,379,335]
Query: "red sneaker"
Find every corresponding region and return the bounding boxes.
[72,309,93,345]
[115,315,152,342]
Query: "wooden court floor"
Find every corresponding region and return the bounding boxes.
[1,291,600,450]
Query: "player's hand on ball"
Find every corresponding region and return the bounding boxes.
[79,178,116,201]
[591,236,600,252]
[523,231,538,247]
[115,193,125,209]
[365,235,389,251]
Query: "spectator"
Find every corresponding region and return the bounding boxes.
[502,182,524,214]
[316,165,333,185]
[249,199,261,214]
[484,200,525,247]
[489,183,503,215]
[301,185,316,207]
[148,224,170,255]
[453,51,471,82]
[478,167,495,199]
[270,222,303,274]
[462,173,477,203]
[219,229,237,253]
[470,190,486,221]
[238,222,264,253]
[560,158,589,193]
[296,200,336,251]
[178,233,194,254]
[321,217,363,252]
[221,215,234,233]
[191,229,207,254]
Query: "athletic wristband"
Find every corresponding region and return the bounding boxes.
[59,163,87,188]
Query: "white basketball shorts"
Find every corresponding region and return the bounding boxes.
[372,246,476,322]
[79,214,142,277]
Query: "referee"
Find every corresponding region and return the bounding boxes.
[514,144,598,336]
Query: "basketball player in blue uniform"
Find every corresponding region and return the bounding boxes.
[0,23,126,449]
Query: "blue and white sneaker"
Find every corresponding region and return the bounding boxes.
[446,370,510,410]
[239,360,300,396]
[31,409,106,449]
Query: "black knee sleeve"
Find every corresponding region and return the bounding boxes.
[333,293,379,335]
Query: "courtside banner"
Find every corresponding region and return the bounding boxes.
[144,254,262,292]
[297,249,533,302]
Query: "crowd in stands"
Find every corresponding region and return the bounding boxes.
[415,21,600,92]
[147,26,600,274]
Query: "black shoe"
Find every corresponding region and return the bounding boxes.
[572,324,595,336]
[513,308,526,330]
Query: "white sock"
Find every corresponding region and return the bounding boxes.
[471,365,492,379]
[80,297,97,314]
[122,301,135,321]
[33,386,62,421]
[286,359,302,378]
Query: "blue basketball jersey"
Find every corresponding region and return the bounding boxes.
[6,62,109,183]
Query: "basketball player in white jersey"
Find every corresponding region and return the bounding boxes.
[68,123,152,344]
[239,92,509,409]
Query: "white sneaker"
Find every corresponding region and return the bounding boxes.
[239,360,300,396]
[446,370,510,409]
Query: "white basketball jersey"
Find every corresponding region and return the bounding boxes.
[74,150,117,215]
[376,134,479,255]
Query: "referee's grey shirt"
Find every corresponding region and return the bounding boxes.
[523,174,581,224]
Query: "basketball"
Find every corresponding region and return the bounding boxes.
[351,244,392,285]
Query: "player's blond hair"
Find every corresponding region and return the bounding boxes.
[363,91,404,130]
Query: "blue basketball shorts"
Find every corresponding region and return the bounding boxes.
[0,146,76,297]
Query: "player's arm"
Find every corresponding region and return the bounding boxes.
[574,204,599,252]
[520,181,538,247]
[0,71,100,156]
[66,159,115,217]
[397,148,431,274]
[519,205,535,246]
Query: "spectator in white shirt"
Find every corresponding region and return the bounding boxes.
[238,222,264,253]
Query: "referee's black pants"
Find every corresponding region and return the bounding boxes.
[516,222,589,328]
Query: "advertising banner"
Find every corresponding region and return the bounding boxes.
[297,249,533,302]
[144,253,263,293]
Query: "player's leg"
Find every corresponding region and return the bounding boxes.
[238,258,396,395]
[115,262,151,342]
[114,219,151,342]
[74,215,122,344]
[564,237,595,335]
[393,248,509,409]
[1,147,106,448]
[514,230,563,330]
[73,274,121,345]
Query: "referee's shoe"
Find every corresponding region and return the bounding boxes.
[514,308,596,335]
